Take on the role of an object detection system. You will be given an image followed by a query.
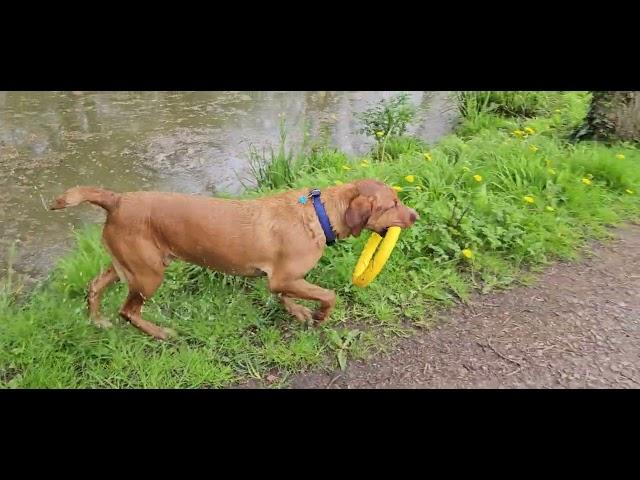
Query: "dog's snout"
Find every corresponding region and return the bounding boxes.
[409,209,419,223]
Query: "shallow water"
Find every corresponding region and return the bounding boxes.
[0,91,458,282]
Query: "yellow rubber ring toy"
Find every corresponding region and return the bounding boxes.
[352,226,401,287]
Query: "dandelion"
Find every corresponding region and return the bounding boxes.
[461,249,473,259]
[523,195,535,204]
[405,175,415,183]
[548,168,556,175]
[473,174,483,182]
[546,206,555,212]
[528,144,539,153]
[362,158,370,164]
[375,131,384,138]
[341,165,351,171]
[512,129,525,138]
[616,153,625,160]
[334,180,343,185]
[423,152,432,161]
[392,185,403,192]
[582,178,592,185]
[524,127,535,135]
[626,189,634,195]
[360,162,370,168]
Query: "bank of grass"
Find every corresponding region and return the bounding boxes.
[2,92,639,388]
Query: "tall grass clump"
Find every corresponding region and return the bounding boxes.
[457,91,554,118]
[246,116,305,191]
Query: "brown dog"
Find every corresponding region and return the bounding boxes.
[51,179,419,339]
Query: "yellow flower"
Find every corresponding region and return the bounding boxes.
[405,175,415,183]
[582,178,592,185]
[512,129,525,138]
[473,174,483,182]
[392,185,403,192]
[528,144,539,153]
[523,195,535,204]
[626,189,634,195]
[360,162,370,168]
[375,131,384,137]
[616,153,625,160]
[334,180,343,185]
[362,158,370,164]
[524,127,535,135]
[341,165,351,171]
[461,249,473,259]
[546,206,555,212]
[547,168,556,175]
[423,152,432,161]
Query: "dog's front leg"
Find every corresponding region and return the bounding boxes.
[269,277,336,324]
[279,295,313,324]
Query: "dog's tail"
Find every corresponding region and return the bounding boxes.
[50,186,120,213]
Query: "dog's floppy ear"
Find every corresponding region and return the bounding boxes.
[345,196,373,237]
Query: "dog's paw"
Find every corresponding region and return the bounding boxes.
[312,310,329,324]
[154,327,177,341]
[92,317,114,329]
[289,305,313,324]
[162,327,177,338]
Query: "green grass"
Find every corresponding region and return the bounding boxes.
[2,91,640,388]
[245,117,301,192]
[456,91,578,119]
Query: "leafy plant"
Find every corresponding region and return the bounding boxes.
[327,329,363,371]
[356,92,416,161]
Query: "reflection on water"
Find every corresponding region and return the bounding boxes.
[0,91,458,281]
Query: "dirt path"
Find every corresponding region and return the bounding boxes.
[290,225,640,389]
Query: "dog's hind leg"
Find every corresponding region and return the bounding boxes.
[103,232,174,340]
[87,264,119,328]
[119,290,172,340]
[118,267,173,340]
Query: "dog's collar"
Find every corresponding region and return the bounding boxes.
[299,189,336,246]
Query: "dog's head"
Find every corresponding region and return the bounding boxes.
[344,179,419,237]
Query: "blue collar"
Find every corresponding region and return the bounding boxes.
[299,189,336,245]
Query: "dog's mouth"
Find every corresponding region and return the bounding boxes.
[377,224,404,236]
